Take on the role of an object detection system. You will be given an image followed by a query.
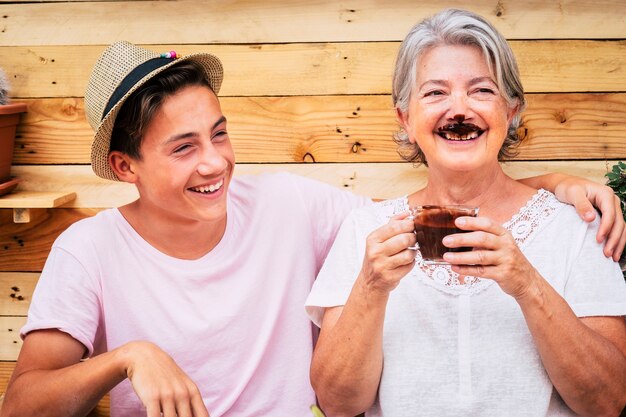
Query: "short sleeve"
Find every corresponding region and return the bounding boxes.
[305,208,369,327]
[562,216,626,317]
[285,173,371,265]
[21,245,102,357]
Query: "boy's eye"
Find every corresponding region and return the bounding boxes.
[173,144,191,153]
[212,130,228,142]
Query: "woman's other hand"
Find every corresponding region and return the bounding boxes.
[442,216,539,299]
[360,212,417,295]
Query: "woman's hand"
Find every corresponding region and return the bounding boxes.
[122,341,210,417]
[360,212,417,295]
[553,177,626,261]
[441,216,540,299]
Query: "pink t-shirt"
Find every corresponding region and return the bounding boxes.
[22,172,370,417]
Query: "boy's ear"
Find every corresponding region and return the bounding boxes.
[108,151,137,183]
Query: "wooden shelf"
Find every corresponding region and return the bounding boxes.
[0,191,76,223]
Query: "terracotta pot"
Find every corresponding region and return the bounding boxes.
[0,103,27,195]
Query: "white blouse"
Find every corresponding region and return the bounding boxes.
[306,190,626,417]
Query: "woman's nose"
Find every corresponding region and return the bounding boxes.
[447,94,470,121]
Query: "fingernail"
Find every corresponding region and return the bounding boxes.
[584,211,594,221]
[456,218,466,226]
[442,236,452,246]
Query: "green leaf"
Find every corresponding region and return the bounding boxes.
[310,405,326,417]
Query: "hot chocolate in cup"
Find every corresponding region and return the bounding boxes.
[411,205,479,265]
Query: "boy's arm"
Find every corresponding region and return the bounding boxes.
[3,330,209,417]
[519,173,625,261]
[3,330,122,417]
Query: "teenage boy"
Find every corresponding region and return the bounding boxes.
[3,41,624,417]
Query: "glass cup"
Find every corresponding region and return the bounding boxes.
[411,205,479,265]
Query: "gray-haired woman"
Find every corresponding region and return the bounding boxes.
[306,9,626,417]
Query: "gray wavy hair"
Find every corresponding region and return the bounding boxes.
[392,8,526,165]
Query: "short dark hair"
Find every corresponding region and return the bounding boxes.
[110,61,213,159]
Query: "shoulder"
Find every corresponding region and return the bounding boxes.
[232,172,340,193]
[231,172,370,208]
[52,208,121,251]
[536,189,596,230]
[344,196,408,229]
[525,190,606,259]
[229,172,318,197]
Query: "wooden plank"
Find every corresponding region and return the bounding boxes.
[1,0,625,45]
[0,362,110,416]
[0,362,14,391]
[0,207,99,272]
[12,94,626,165]
[11,165,136,209]
[0,318,23,361]
[3,41,626,99]
[0,273,36,316]
[6,158,618,209]
[0,191,76,208]
[521,93,626,159]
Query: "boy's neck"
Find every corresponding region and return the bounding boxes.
[118,201,227,260]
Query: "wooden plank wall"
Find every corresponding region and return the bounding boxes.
[0,1,625,415]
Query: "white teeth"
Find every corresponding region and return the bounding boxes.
[190,179,224,193]
[443,131,479,141]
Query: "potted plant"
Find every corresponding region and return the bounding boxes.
[605,161,626,279]
[0,67,27,196]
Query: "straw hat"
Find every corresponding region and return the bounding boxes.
[84,41,223,180]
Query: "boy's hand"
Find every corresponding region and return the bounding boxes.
[123,341,210,417]
[554,178,626,261]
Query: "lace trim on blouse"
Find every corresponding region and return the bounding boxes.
[375,189,562,295]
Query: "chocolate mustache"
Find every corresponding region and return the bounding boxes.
[438,123,482,136]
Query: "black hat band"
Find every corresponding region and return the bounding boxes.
[102,57,175,120]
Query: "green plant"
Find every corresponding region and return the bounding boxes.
[605,161,626,279]
[310,405,326,417]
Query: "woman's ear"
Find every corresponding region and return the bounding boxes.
[507,101,521,125]
[108,151,137,183]
[396,107,416,144]
[396,107,409,129]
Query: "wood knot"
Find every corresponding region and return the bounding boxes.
[494,1,505,17]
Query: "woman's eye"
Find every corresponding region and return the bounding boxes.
[476,88,495,94]
[424,90,444,97]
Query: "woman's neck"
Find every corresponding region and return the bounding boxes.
[409,164,536,224]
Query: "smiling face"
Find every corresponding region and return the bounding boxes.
[397,44,518,173]
[114,84,235,226]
